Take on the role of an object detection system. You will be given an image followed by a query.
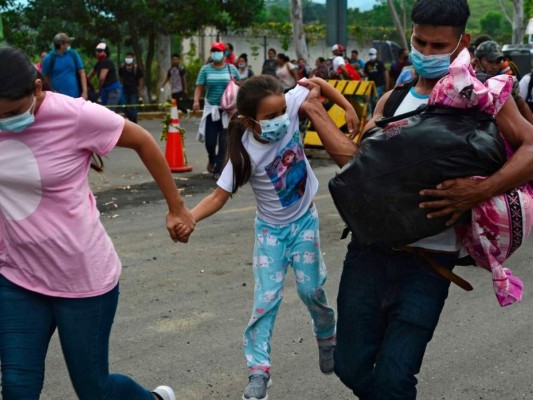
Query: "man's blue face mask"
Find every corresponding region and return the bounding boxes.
[409,35,463,79]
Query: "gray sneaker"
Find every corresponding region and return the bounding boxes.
[318,339,336,374]
[242,370,272,400]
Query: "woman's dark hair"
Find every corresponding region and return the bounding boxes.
[227,75,284,193]
[239,53,248,63]
[277,53,290,63]
[411,0,470,34]
[0,46,104,173]
[0,46,37,100]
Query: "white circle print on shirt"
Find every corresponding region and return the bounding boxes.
[0,140,42,221]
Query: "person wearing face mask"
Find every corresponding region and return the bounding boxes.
[225,42,236,65]
[87,42,122,107]
[236,53,255,81]
[189,75,358,400]
[364,47,388,106]
[261,48,278,77]
[193,42,240,179]
[41,32,88,99]
[302,0,533,398]
[0,46,195,400]
[119,52,144,123]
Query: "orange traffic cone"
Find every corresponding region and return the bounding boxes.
[165,99,192,172]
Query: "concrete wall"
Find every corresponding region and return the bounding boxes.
[181,30,373,73]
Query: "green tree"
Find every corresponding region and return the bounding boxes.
[479,11,512,44]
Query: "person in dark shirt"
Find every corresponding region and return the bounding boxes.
[364,47,388,113]
[388,48,411,90]
[261,48,278,77]
[119,52,144,123]
[87,42,122,107]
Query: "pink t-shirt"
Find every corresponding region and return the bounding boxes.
[0,92,125,298]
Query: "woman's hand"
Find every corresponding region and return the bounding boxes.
[192,100,200,113]
[166,206,196,243]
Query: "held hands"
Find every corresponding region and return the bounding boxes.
[419,177,490,226]
[166,207,196,243]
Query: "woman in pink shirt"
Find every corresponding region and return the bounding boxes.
[0,46,194,400]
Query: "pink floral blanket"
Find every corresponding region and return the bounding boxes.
[429,48,533,307]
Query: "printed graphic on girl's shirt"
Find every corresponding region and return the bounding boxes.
[264,131,307,207]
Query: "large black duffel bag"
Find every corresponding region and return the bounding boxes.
[328,105,506,246]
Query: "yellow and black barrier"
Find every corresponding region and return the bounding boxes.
[303,79,377,148]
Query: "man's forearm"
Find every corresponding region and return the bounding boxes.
[302,98,357,167]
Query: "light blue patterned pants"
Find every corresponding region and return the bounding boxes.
[243,205,336,372]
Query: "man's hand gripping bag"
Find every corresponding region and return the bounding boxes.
[328,105,506,247]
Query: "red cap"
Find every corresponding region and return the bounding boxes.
[211,42,225,52]
[332,44,344,53]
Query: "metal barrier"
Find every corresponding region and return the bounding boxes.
[303,79,377,148]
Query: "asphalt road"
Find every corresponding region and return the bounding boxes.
[40,118,533,399]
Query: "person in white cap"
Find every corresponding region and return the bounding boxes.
[364,47,388,111]
[331,44,353,80]
[87,42,122,107]
[41,32,88,99]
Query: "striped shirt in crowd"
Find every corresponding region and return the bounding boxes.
[195,63,240,106]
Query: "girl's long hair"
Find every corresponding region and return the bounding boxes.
[0,46,104,173]
[227,75,284,193]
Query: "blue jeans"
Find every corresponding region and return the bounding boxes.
[0,275,154,400]
[123,92,139,123]
[334,240,455,400]
[204,114,227,174]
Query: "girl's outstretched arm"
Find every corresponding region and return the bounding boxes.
[300,77,359,138]
[191,187,232,223]
[116,120,195,243]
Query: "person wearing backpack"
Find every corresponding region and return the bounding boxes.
[119,52,144,123]
[331,44,360,80]
[161,54,188,114]
[41,32,88,99]
[298,0,533,398]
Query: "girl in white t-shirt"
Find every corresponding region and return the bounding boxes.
[190,75,358,400]
[0,46,194,400]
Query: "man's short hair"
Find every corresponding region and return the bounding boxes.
[171,53,180,58]
[411,0,470,34]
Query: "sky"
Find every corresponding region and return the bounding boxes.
[314,0,379,11]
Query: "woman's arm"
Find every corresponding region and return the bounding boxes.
[303,77,360,135]
[193,85,204,112]
[191,187,232,222]
[116,120,195,242]
[98,68,109,91]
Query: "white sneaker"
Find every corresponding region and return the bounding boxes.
[152,385,176,400]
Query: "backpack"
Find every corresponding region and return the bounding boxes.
[382,77,419,117]
[328,105,506,246]
[337,63,360,80]
[47,51,81,93]
[525,73,533,113]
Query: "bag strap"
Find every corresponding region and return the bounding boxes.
[227,64,234,81]
[526,73,533,103]
[376,104,427,127]
[398,246,473,291]
[382,77,419,118]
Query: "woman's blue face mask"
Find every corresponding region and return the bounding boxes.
[409,35,463,79]
[0,96,36,133]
